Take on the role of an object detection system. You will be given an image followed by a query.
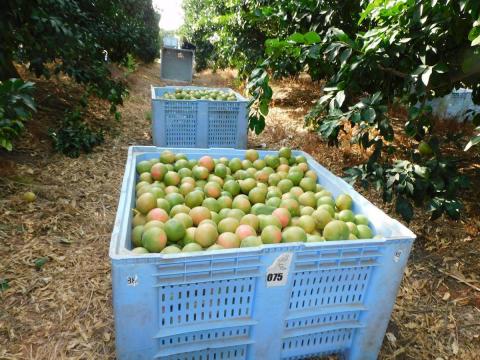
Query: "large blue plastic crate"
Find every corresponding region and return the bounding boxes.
[160,47,194,82]
[151,86,249,149]
[110,146,416,360]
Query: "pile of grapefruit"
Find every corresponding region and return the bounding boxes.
[130,148,376,254]
[161,89,237,101]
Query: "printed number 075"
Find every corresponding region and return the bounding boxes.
[267,273,283,281]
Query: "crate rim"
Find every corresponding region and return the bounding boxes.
[151,85,249,103]
[109,146,416,261]
[161,46,194,54]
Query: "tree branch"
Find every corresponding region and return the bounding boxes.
[377,64,409,79]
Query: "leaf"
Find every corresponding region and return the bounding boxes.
[362,108,376,122]
[34,257,49,270]
[0,279,9,292]
[421,66,433,86]
[472,35,480,47]
[434,63,449,73]
[445,200,462,219]
[259,100,269,116]
[339,48,352,65]
[304,31,321,45]
[396,196,414,222]
[464,133,480,151]
[288,32,305,43]
[319,118,342,140]
[334,90,346,107]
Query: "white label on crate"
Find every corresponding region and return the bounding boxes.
[266,253,293,287]
[393,250,403,263]
[127,275,139,287]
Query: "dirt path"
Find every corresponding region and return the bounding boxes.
[0,62,479,359]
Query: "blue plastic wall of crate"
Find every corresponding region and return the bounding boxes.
[151,87,249,149]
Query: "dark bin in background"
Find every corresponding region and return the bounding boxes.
[160,47,194,83]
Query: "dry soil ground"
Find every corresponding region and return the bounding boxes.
[0,62,479,359]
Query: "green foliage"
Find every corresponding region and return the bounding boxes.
[145,111,152,122]
[121,54,138,76]
[344,154,469,222]
[0,279,9,292]
[0,0,159,151]
[0,79,36,151]
[49,100,104,158]
[184,0,480,220]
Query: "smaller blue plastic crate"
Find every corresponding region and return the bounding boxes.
[151,86,249,149]
[160,47,194,82]
[110,146,416,360]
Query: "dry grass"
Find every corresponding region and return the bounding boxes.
[0,62,479,359]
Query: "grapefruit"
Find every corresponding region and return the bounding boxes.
[204,181,222,198]
[146,208,169,222]
[192,166,209,180]
[217,232,241,248]
[306,234,325,243]
[174,213,194,228]
[240,236,263,248]
[228,208,245,221]
[298,215,316,234]
[161,245,182,254]
[232,195,251,213]
[142,227,167,252]
[143,220,165,231]
[259,214,282,231]
[136,193,156,214]
[164,219,186,242]
[240,214,260,231]
[228,158,242,173]
[160,150,176,164]
[299,177,316,192]
[235,224,257,240]
[335,194,353,211]
[338,209,355,223]
[245,149,259,162]
[298,192,316,207]
[132,225,144,247]
[136,160,152,174]
[189,206,211,225]
[357,225,373,239]
[223,180,240,196]
[217,196,233,209]
[218,217,240,233]
[198,156,215,171]
[261,225,282,244]
[169,204,190,216]
[312,209,332,230]
[194,223,218,247]
[203,198,220,213]
[354,214,369,225]
[249,187,267,204]
[132,212,147,226]
[278,179,294,193]
[164,171,180,186]
[278,147,291,159]
[282,226,307,243]
[323,220,350,241]
[214,164,228,178]
[131,247,149,254]
[139,172,153,183]
[272,208,291,228]
[182,243,203,252]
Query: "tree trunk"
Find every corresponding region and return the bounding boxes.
[0,52,20,81]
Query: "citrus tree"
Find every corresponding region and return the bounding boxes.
[0,0,160,155]
[183,0,480,220]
